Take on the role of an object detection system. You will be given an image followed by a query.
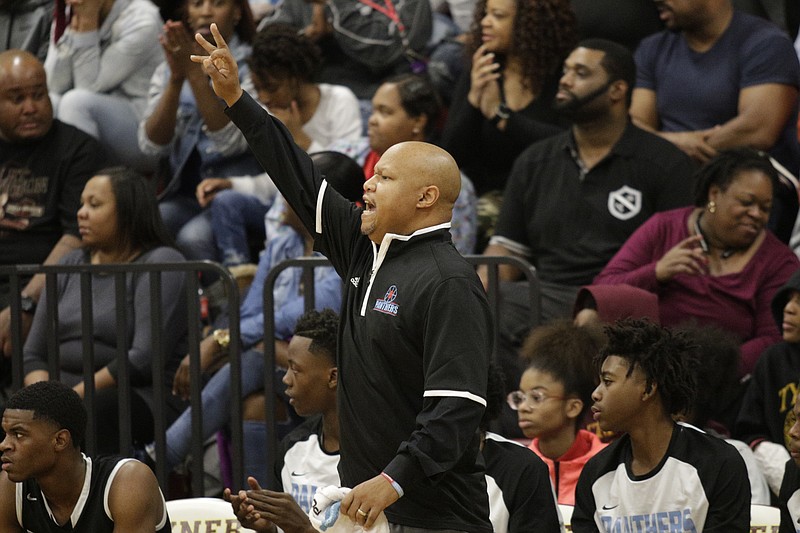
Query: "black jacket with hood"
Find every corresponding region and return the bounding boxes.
[735,268,800,447]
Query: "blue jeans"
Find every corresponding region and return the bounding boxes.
[159,196,217,262]
[164,348,284,470]
[54,88,159,174]
[210,189,269,267]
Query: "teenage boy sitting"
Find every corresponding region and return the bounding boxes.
[512,320,607,505]
[572,318,751,532]
[225,309,340,533]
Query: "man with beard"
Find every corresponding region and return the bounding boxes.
[480,39,695,322]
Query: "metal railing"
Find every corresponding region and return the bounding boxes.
[4,253,539,496]
[256,254,539,490]
[2,261,241,498]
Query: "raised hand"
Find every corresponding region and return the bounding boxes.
[190,22,243,106]
[161,20,202,82]
[655,234,707,282]
[467,44,502,118]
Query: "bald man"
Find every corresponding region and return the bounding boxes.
[193,25,493,533]
[0,50,107,358]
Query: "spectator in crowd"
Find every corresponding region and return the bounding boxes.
[0,0,52,60]
[0,49,108,359]
[226,309,340,533]
[736,268,800,495]
[675,323,770,504]
[44,0,162,173]
[595,148,800,377]
[441,0,575,199]
[157,151,362,483]
[0,381,171,532]
[572,319,750,532]
[262,0,432,100]
[482,362,561,533]
[779,389,800,531]
[195,23,362,268]
[512,320,606,505]
[631,0,800,241]
[632,0,799,168]
[329,73,477,255]
[139,0,261,262]
[479,39,694,324]
[23,168,188,454]
[196,24,494,532]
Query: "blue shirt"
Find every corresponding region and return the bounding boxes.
[239,228,342,347]
[635,10,800,172]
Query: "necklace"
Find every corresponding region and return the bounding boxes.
[694,211,734,259]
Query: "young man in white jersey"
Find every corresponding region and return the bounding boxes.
[572,318,750,532]
[226,309,340,533]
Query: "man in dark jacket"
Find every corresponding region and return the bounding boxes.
[194,24,493,533]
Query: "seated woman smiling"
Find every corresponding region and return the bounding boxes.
[23,167,188,454]
[594,148,800,377]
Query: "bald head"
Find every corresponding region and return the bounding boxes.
[385,141,461,206]
[0,49,42,72]
[361,141,463,243]
[0,49,52,142]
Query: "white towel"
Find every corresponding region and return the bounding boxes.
[308,486,390,533]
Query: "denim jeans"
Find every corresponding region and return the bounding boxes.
[164,348,286,470]
[209,189,269,267]
[159,195,217,262]
[55,88,158,174]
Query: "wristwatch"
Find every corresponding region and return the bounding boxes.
[490,102,511,126]
[20,295,36,314]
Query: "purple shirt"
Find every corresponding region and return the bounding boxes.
[595,206,799,376]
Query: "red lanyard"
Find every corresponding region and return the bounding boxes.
[357,0,406,34]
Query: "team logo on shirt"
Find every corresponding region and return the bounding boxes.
[599,508,697,532]
[607,185,642,221]
[373,285,399,316]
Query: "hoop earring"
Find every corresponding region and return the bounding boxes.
[707,201,716,214]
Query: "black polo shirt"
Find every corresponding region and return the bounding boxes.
[492,122,695,285]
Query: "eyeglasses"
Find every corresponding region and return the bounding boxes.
[506,390,566,410]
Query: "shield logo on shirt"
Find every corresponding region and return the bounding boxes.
[607,185,642,221]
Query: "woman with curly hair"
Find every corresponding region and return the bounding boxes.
[441,0,576,249]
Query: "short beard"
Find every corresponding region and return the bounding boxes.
[553,81,612,122]
[360,222,375,236]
